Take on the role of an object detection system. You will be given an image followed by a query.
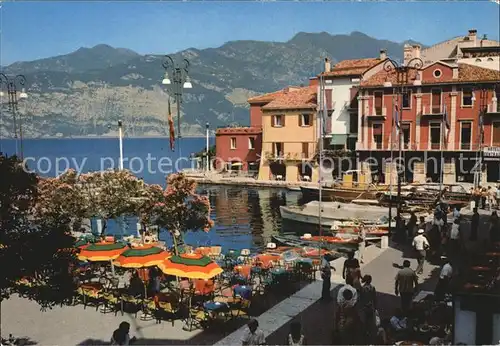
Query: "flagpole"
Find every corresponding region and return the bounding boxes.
[318,74,324,243]
[388,96,395,236]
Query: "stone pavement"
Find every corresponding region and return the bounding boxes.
[264,243,441,345]
[214,243,388,345]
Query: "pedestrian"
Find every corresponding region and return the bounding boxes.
[360,274,377,343]
[418,216,427,233]
[358,225,366,264]
[496,184,500,209]
[333,285,360,345]
[490,211,500,243]
[434,256,453,301]
[286,321,306,345]
[111,321,136,345]
[342,251,360,284]
[490,186,498,209]
[481,187,488,209]
[448,219,461,261]
[412,229,430,274]
[395,260,418,314]
[453,207,461,221]
[242,319,266,346]
[470,207,479,241]
[407,211,417,244]
[320,253,333,301]
[390,308,409,339]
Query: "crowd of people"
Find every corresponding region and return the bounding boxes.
[108,193,498,346]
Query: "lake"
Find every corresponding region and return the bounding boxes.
[0,137,303,252]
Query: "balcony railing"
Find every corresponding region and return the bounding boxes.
[487,100,500,114]
[430,142,441,150]
[264,151,314,161]
[421,104,444,115]
[355,140,491,151]
[368,106,387,117]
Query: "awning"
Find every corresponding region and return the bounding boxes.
[231,162,243,167]
[330,134,348,146]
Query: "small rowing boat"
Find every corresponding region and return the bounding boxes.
[271,234,359,253]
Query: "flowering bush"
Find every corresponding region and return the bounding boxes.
[153,173,213,254]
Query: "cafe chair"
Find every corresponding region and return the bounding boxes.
[230,298,251,319]
[148,294,180,326]
[120,293,143,318]
[209,246,222,260]
[101,290,122,315]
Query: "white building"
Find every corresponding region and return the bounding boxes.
[317,51,388,150]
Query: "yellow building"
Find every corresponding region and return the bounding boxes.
[257,86,319,182]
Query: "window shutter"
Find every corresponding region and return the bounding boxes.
[271,115,275,127]
[299,114,302,127]
[302,142,309,156]
[282,115,286,127]
[325,89,333,110]
[375,93,383,108]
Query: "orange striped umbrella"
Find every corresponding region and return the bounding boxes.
[113,245,171,268]
[157,253,223,280]
[78,242,128,262]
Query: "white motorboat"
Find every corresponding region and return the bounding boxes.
[280,201,397,227]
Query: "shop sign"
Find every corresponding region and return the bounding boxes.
[483,147,500,157]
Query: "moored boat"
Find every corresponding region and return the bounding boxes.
[271,233,359,253]
[300,170,389,203]
[280,201,397,226]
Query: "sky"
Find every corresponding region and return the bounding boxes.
[0,1,499,65]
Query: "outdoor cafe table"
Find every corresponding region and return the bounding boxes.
[233,284,252,299]
[234,265,252,279]
[255,254,280,268]
[204,301,229,312]
[203,301,230,324]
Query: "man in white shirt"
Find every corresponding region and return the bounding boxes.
[435,256,453,301]
[412,229,430,274]
[449,219,461,262]
[242,319,265,345]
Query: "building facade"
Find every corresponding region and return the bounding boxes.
[357,60,500,184]
[257,86,319,182]
[318,53,387,150]
[215,127,262,172]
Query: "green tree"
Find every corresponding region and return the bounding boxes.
[0,154,77,308]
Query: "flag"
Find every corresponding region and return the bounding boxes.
[167,98,175,151]
[443,103,450,130]
[394,104,400,131]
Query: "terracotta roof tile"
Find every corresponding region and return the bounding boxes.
[360,68,419,87]
[320,58,381,77]
[261,86,317,110]
[247,90,286,103]
[360,63,500,87]
[457,63,500,83]
[216,127,262,135]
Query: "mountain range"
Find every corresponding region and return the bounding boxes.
[1,31,421,138]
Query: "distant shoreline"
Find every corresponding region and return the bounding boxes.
[0,135,212,140]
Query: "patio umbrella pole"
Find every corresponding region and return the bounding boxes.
[110,260,115,276]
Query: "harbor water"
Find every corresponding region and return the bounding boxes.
[0,138,303,252]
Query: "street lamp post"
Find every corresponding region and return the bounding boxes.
[383,57,423,235]
[161,56,192,158]
[0,74,28,159]
[472,84,499,187]
[118,120,124,171]
[205,122,210,172]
